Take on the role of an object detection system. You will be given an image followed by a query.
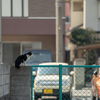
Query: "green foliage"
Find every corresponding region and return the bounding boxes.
[70,28,100,65]
[88,51,94,65]
[70,28,99,46]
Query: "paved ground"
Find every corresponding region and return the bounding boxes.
[72,98,91,100]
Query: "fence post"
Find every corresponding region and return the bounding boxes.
[31,66,33,100]
[59,64,62,100]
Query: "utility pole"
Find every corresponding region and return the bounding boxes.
[56,0,63,62]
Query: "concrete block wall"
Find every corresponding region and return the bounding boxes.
[10,66,31,100]
[74,59,86,90]
[0,64,10,100]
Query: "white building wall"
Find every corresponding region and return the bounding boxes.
[84,0,100,31]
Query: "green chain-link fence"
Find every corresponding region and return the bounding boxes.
[31,64,100,100]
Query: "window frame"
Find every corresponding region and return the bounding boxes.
[2,0,28,17]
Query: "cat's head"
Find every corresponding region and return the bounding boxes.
[27,51,32,56]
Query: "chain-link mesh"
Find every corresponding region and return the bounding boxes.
[31,65,100,100]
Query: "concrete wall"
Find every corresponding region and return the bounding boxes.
[84,0,100,31]
[0,64,10,100]
[10,66,31,100]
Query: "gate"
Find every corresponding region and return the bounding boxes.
[31,64,100,100]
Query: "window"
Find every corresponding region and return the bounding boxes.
[38,67,69,75]
[22,42,42,53]
[73,2,83,11]
[65,16,70,24]
[2,0,11,17]
[2,43,20,65]
[25,52,51,63]
[13,0,22,17]
[23,0,28,17]
[2,0,28,17]
[2,42,42,65]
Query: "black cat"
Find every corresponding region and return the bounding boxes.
[15,51,32,68]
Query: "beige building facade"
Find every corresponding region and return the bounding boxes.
[66,0,100,62]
